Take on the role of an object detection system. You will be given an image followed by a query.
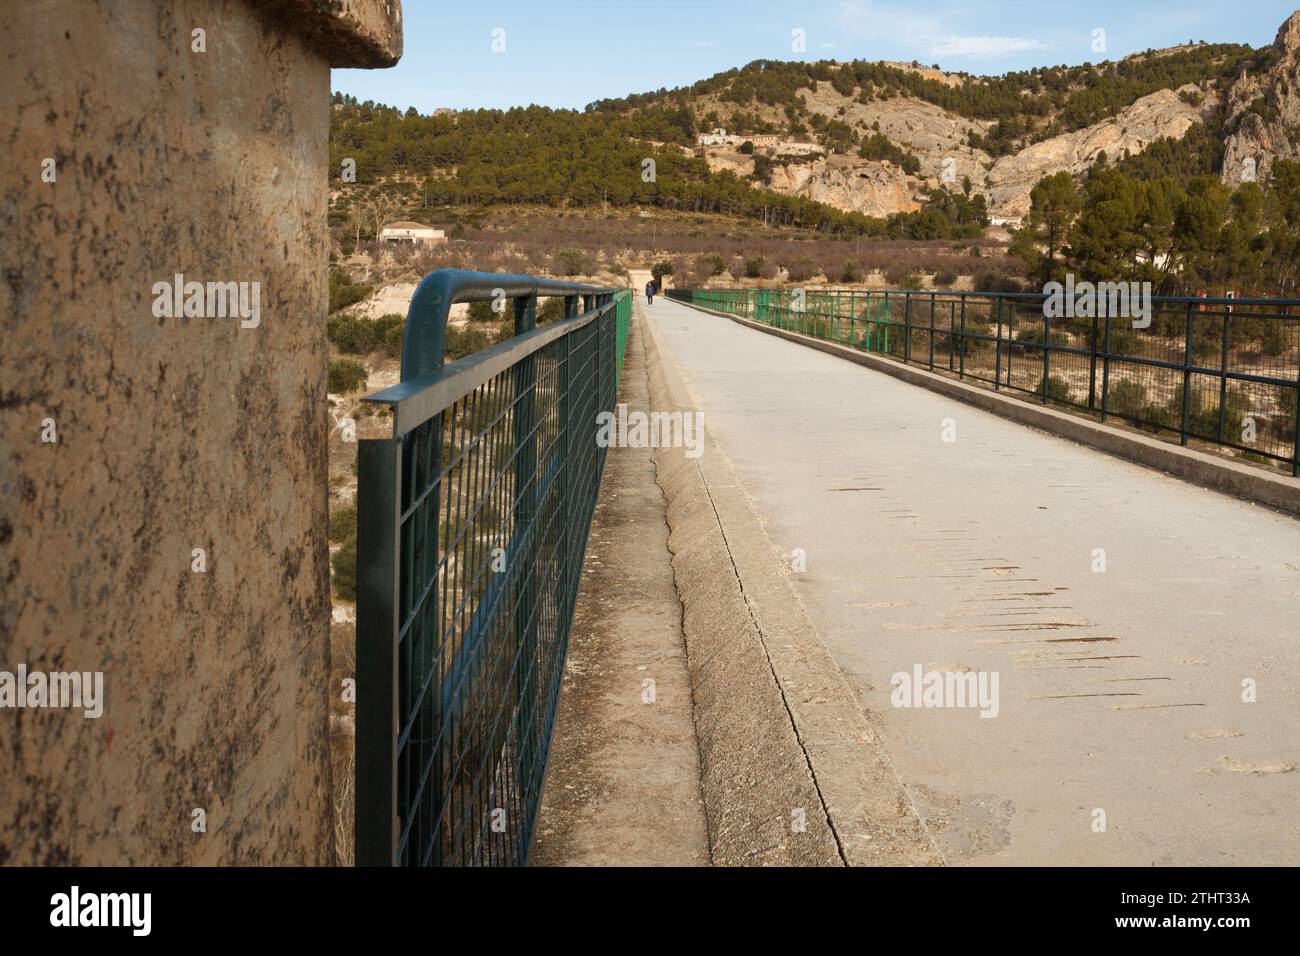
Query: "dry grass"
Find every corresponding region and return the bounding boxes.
[330,206,1018,293]
[329,620,357,866]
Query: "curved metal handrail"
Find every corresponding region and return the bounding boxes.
[399,269,614,379]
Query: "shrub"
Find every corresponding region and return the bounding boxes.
[857,132,921,174]
[551,247,588,276]
[839,260,864,283]
[883,266,922,290]
[445,324,493,360]
[1179,385,1252,440]
[331,533,357,602]
[328,505,356,544]
[1139,402,1177,431]
[467,300,498,322]
[329,269,371,313]
[700,253,728,277]
[1036,374,1073,403]
[538,297,566,325]
[326,312,365,352]
[328,358,368,394]
[971,266,1021,293]
[1105,326,1143,357]
[328,313,405,356]
[1259,320,1286,357]
[1280,388,1297,441]
[384,320,405,356]
[785,256,820,283]
[1107,379,1149,418]
[933,268,958,288]
[1282,387,1297,420]
[1015,325,1070,350]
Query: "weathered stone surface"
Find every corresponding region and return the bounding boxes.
[983,87,1205,217]
[256,0,403,68]
[1222,11,1300,187]
[0,0,400,864]
[767,154,921,218]
[801,85,991,181]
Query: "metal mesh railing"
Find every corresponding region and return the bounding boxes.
[670,287,1300,475]
[355,270,630,866]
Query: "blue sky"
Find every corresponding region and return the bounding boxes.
[333,1,1300,112]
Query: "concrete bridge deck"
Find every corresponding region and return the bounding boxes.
[624,294,1300,866]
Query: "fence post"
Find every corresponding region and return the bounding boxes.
[1042,310,1051,403]
[1217,306,1231,444]
[1181,302,1194,446]
[1006,300,1015,388]
[929,292,936,369]
[1088,315,1099,410]
[355,436,402,866]
[958,295,966,379]
[1100,310,1113,422]
[947,299,955,371]
[994,297,1003,390]
[904,293,912,364]
[877,293,884,353]
[1293,363,1300,478]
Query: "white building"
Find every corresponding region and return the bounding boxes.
[697,127,784,149]
[378,221,446,245]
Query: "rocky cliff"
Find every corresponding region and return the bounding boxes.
[768,154,921,217]
[983,87,1207,216]
[686,9,1300,222]
[1222,11,1300,187]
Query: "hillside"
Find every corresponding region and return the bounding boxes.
[331,11,1300,230]
[328,9,1300,301]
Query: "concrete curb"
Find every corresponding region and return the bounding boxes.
[678,302,1300,520]
[639,304,943,867]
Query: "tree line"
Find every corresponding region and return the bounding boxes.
[1012,157,1300,297]
[584,44,1256,155]
[329,94,984,241]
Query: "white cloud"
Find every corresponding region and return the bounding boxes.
[837,2,1048,61]
[925,35,1048,58]
[837,0,941,43]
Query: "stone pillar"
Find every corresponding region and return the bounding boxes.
[0,0,401,865]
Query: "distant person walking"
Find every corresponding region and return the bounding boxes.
[645,279,656,305]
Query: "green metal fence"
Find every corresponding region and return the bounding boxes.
[669,287,1300,476]
[355,270,631,866]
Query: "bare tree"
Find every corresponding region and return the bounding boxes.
[365,195,398,243]
[346,202,367,251]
